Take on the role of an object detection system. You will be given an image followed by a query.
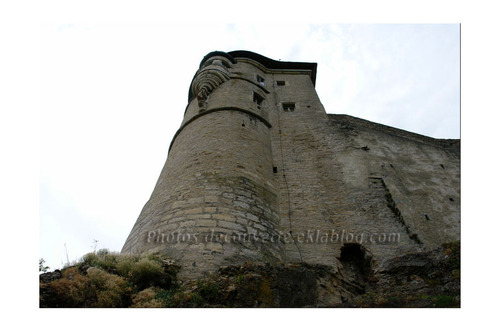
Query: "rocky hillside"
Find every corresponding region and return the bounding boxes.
[39,242,459,308]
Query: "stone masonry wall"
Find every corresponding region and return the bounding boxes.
[122,54,285,279]
[122,51,460,279]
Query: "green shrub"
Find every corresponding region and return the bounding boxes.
[81,252,98,266]
[433,295,457,308]
[79,250,123,273]
[115,255,138,278]
[47,266,132,307]
[41,250,179,307]
[187,292,204,307]
[39,258,50,273]
[129,287,164,308]
[167,290,204,308]
[48,267,90,307]
[197,280,219,303]
[86,267,130,307]
[95,251,119,272]
[129,258,168,290]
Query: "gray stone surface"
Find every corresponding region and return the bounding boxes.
[122,51,460,280]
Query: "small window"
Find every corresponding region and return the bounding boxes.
[256,74,266,86]
[276,80,286,86]
[282,102,295,112]
[253,92,264,108]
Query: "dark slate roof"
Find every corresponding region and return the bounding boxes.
[189,50,318,101]
[198,50,317,86]
[199,51,238,67]
[228,50,317,86]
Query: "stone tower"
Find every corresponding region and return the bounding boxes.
[122,50,460,280]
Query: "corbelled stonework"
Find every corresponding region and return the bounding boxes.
[190,54,233,109]
[122,50,460,280]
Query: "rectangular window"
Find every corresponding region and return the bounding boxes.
[276,80,286,86]
[253,92,264,108]
[256,74,266,86]
[282,102,295,112]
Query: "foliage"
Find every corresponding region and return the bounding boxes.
[131,287,164,308]
[41,244,461,308]
[128,258,169,290]
[40,249,178,308]
[433,295,458,308]
[48,267,90,307]
[196,280,219,303]
[115,255,138,278]
[86,267,131,307]
[155,288,181,307]
[81,249,120,273]
[39,258,50,273]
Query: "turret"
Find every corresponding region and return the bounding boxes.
[122,51,316,278]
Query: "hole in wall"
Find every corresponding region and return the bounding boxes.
[253,92,264,107]
[339,243,372,294]
[241,123,245,127]
[449,197,455,202]
[282,102,295,112]
[340,243,366,263]
[273,166,278,173]
[440,164,445,169]
[424,214,430,221]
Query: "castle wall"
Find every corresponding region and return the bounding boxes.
[326,115,460,249]
[122,51,460,278]
[122,54,285,278]
[269,92,460,267]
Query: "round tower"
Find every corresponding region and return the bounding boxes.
[122,51,284,278]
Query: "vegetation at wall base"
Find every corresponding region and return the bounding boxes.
[40,242,460,308]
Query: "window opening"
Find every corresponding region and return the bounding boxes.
[282,102,295,112]
[253,92,264,108]
[256,74,266,86]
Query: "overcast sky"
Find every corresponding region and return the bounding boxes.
[40,23,460,270]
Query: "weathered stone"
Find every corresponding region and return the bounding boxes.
[122,50,460,283]
[218,220,246,233]
[197,219,217,228]
[212,214,236,222]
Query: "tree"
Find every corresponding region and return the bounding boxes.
[39,258,50,273]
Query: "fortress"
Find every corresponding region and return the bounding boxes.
[122,50,460,280]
